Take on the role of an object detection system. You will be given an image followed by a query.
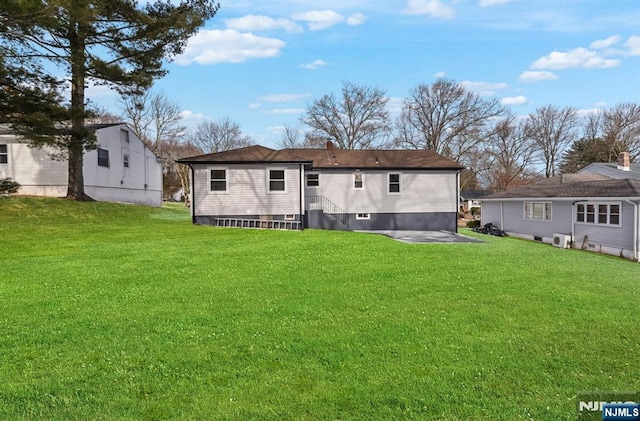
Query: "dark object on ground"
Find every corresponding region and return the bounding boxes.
[473,223,507,237]
[0,178,20,195]
[466,220,481,228]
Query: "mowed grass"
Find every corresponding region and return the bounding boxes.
[0,197,638,420]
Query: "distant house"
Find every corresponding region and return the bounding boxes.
[0,123,163,206]
[577,151,640,180]
[481,158,640,262]
[177,143,464,231]
[460,189,493,213]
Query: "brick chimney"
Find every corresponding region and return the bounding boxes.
[326,140,334,150]
[617,151,630,171]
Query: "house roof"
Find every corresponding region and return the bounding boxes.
[577,162,640,180]
[178,144,464,170]
[482,173,640,199]
[460,189,494,200]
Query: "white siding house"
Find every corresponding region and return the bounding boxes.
[0,123,163,206]
[179,144,464,231]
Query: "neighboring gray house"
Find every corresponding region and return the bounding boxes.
[577,152,640,180]
[177,143,464,232]
[0,123,163,206]
[481,171,640,262]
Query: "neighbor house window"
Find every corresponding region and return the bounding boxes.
[388,173,401,194]
[209,168,227,192]
[356,213,370,220]
[0,144,7,164]
[306,173,319,187]
[576,203,620,226]
[354,172,364,189]
[120,129,129,143]
[97,148,109,167]
[269,169,286,192]
[123,154,129,168]
[524,202,552,221]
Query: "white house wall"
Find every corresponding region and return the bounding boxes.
[0,124,162,206]
[305,170,457,214]
[192,163,302,217]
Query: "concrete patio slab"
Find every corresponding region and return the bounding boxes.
[356,230,482,244]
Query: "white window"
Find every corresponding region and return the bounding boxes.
[97,148,109,167]
[284,214,296,220]
[306,173,319,187]
[388,173,401,194]
[356,213,370,220]
[524,202,552,221]
[0,144,7,164]
[269,169,286,192]
[120,129,130,143]
[123,154,129,168]
[209,168,228,192]
[576,203,620,226]
[354,172,364,189]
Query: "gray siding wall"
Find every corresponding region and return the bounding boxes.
[304,169,458,214]
[482,199,636,251]
[192,163,302,217]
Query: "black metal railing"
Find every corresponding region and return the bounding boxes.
[305,195,349,228]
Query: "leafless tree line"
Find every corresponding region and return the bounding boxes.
[99,79,639,198]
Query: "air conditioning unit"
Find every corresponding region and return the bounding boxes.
[552,233,571,249]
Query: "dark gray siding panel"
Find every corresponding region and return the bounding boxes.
[305,211,456,231]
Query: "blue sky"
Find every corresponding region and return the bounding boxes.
[91,0,640,149]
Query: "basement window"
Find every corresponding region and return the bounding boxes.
[356,213,370,220]
[97,148,110,167]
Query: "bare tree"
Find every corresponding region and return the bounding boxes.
[163,139,203,206]
[277,125,305,148]
[395,78,506,162]
[526,105,580,178]
[301,81,392,149]
[188,117,253,153]
[119,90,186,153]
[602,102,640,160]
[485,113,535,190]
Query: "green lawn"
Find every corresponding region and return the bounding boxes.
[1,197,638,420]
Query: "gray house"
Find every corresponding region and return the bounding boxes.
[481,170,640,262]
[178,143,464,232]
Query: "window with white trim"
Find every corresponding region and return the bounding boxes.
[0,144,7,164]
[97,148,110,167]
[209,168,227,192]
[356,213,370,220]
[576,203,620,226]
[524,201,552,221]
[120,129,129,143]
[306,173,319,187]
[269,169,286,192]
[388,173,401,194]
[123,154,129,168]
[354,172,364,189]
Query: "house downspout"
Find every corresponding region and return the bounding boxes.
[299,163,305,230]
[625,199,639,262]
[500,201,504,231]
[455,170,461,233]
[190,164,195,224]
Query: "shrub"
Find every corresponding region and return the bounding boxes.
[466,220,481,228]
[0,178,20,195]
[470,206,481,216]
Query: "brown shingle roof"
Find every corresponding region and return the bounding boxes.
[483,174,640,199]
[178,145,463,170]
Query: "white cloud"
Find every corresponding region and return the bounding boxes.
[589,35,621,50]
[298,59,327,70]
[176,29,285,65]
[501,96,527,106]
[460,81,507,96]
[266,108,306,115]
[433,71,447,78]
[401,0,455,20]
[531,47,620,70]
[626,35,640,56]
[478,0,512,6]
[248,103,262,109]
[180,110,207,121]
[346,13,366,26]
[292,10,345,31]
[224,15,303,33]
[258,93,311,103]
[518,70,559,83]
